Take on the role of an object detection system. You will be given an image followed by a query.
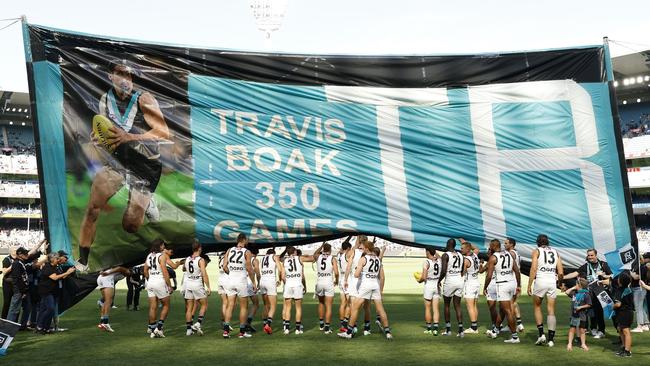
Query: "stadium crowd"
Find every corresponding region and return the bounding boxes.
[0,181,40,198]
[0,229,44,248]
[0,154,38,175]
[622,113,650,138]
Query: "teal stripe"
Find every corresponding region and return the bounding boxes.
[33,61,71,259]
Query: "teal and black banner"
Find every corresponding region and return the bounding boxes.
[23,22,635,275]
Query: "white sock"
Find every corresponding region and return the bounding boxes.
[547,315,556,331]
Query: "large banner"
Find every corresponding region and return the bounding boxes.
[23,22,635,273]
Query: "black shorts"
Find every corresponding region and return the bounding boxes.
[113,142,162,192]
[616,310,633,329]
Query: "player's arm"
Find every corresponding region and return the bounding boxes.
[512,253,521,292]
[379,245,387,260]
[343,256,354,288]
[199,258,211,295]
[463,257,470,277]
[556,253,564,283]
[166,257,181,269]
[160,254,172,290]
[563,271,579,280]
[222,248,231,274]
[379,266,385,293]
[418,262,428,283]
[301,253,316,263]
[528,249,539,296]
[438,253,449,284]
[245,251,256,287]
[483,255,496,295]
[332,256,339,286]
[143,261,150,280]
[253,258,261,284]
[312,242,325,262]
[274,255,282,284]
[354,257,365,279]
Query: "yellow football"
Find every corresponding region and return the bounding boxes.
[413,271,422,281]
[92,114,115,153]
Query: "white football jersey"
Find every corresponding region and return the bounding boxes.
[316,254,334,283]
[465,253,480,281]
[260,254,277,280]
[536,247,559,281]
[227,247,248,280]
[361,254,381,280]
[425,258,441,282]
[283,255,303,285]
[445,251,464,281]
[494,251,516,282]
[146,252,163,281]
[184,256,203,284]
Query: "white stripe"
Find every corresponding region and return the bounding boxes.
[324,86,448,242]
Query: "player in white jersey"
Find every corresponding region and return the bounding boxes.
[504,237,525,333]
[216,251,231,330]
[338,240,393,339]
[438,238,466,336]
[257,248,282,335]
[481,239,500,338]
[144,239,173,338]
[337,236,353,331]
[244,247,260,333]
[527,234,564,347]
[416,246,441,335]
[222,233,257,339]
[183,241,211,336]
[343,235,373,335]
[461,241,480,334]
[281,246,314,335]
[484,239,522,343]
[97,266,130,332]
[311,242,340,334]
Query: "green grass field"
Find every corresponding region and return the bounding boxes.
[3,257,649,365]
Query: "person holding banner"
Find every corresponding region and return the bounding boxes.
[36,253,75,334]
[629,257,648,332]
[564,249,612,338]
[76,60,170,272]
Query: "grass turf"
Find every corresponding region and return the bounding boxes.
[3,257,649,365]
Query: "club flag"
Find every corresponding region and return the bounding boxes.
[604,243,637,277]
[0,318,20,356]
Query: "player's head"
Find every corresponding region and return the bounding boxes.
[266,248,276,255]
[460,242,473,255]
[471,244,479,255]
[165,247,174,257]
[236,233,248,247]
[363,240,375,254]
[286,246,297,256]
[16,247,29,260]
[249,247,259,255]
[505,237,516,250]
[192,240,202,254]
[586,248,598,263]
[150,239,165,253]
[358,235,368,245]
[47,252,59,264]
[536,234,549,247]
[577,278,589,289]
[108,60,135,96]
[489,239,501,253]
[322,243,332,254]
[372,247,381,256]
[617,272,631,288]
[341,240,352,251]
[425,246,436,258]
[643,252,650,264]
[445,238,456,251]
[296,249,303,256]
